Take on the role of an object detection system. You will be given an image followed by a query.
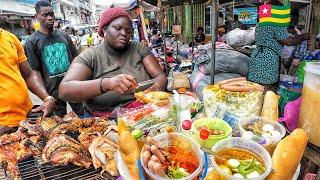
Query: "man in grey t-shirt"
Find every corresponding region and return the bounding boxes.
[25,1,83,116]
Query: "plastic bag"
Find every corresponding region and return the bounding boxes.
[279,97,301,132]
[278,85,301,117]
[118,105,176,137]
[203,85,263,118]
[225,28,256,47]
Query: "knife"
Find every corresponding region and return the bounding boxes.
[134,79,155,92]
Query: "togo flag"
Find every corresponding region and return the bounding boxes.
[259,4,291,26]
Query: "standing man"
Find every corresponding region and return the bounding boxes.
[0,28,55,135]
[86,32,94,47]
[25,0,83,116]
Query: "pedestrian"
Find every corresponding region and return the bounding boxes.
[87,32,94,47]
[25,0,83,117]
[194,26,206,45]
[248,0,309,92]
[0,28,55,135]
[217,27,226,42]
[232,14,241,30]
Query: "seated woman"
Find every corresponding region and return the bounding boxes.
[59,8,167,116]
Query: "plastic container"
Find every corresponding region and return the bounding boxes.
[299,62,320,146]
[192,118,232,149]
[239,117,286,155]
[140,132,204,180]
[211,137,272,180]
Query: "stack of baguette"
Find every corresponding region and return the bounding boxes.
[217,77,264,92]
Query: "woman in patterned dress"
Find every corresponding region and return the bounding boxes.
[248,0,309,92]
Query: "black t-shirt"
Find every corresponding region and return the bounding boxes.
[25,30,78,98]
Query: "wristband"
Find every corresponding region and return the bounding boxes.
[44,96,55,102]
[100,78,106,94]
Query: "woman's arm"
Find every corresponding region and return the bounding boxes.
[142,55,168,90]
[59,63,101,102]
[59,63,137,102]
[280,33,309,46]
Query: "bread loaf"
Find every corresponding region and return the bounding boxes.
[118,119,140,180]
[267,129,308,180]
[261,91,279,122]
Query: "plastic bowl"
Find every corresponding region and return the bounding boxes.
[140,132,204,180]
[239,117,286,154]
[211,137,272,180]
[192,118,232,149]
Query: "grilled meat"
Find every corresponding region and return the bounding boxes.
[78,133,97,149]
[62,112,79,122]
[89,136,118,176]
[37,117,60,131]
[78,121,109,134]
[42,134,92,168]
[0,139,38,178]
[0,130,28,145]
[19,119,43,136]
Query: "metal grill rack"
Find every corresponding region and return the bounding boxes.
[0,155,116,180]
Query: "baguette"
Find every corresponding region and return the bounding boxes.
[217,77,246,85]
[261,91,279,122]
[118,119,140,180]
[267,129,308,180]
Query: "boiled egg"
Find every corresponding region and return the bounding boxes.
[226,159,240,168]
[242,131,254,140]
[261,133,272,138]
[271,130,281,138]
[233,173,244,178]
[218,165,232,175]
[246,171,260,178]
[262,124,274,132]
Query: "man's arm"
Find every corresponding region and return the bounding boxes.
[19,61,55,116]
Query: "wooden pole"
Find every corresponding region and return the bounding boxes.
[309,0,320,51]
[210,0,217,84]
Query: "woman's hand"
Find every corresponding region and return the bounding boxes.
[31,98,55,117]
[104,74,137,94]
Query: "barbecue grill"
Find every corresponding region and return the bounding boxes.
[0,155,116,180]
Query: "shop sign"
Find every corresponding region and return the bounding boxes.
[234,7,258,25]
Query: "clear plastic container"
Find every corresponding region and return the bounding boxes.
[299,62,320,146]
[211,137,272,180]
[238,117,286,154]
[140,132,204,180]
[192,118,232,149]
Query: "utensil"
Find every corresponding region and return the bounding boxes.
[135,79,155,92]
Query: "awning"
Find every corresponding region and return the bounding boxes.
[143,0,210,7]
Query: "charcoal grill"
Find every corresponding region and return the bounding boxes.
[0,155,116,180]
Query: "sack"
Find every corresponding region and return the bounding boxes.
[196,49,249,76]
[225,28,255,47]
[173,73,190,89]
